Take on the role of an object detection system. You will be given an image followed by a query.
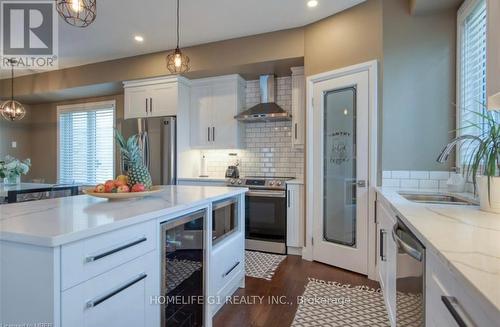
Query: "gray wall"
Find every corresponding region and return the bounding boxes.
[382,0,457,171]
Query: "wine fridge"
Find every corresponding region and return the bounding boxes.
[161,209,206,326]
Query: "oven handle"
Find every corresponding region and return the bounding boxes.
[246,190,286,198]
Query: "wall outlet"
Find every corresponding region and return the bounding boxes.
[11,141,17,148]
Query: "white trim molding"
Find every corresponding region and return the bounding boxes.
[303,60,379,281]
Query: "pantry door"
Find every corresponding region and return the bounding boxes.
[310,69,370,275]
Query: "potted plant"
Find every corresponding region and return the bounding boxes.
[437,108,500,213]
[0,155,31,185]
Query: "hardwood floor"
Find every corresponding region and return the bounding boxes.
[213,255,379,327]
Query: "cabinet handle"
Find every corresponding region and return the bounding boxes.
[208,127,211,142]
[379,229,386,262]
[222,261,240,278]
[145,98,148,114]
[441,296,474,327]
[86,273,147,309]
[149,98,152,113]
[85,237,147,263]
[212,127,215,142]
[294,123,298,140]
[287,190,291,207]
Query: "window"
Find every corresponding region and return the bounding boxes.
[57,101,115,185]
[457,0,498,164]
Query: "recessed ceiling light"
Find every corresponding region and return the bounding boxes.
[134,35,144,43]
[307,0,318,8]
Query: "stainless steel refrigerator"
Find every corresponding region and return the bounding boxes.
[122,116,177,185]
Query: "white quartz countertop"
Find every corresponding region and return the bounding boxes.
[178,177,227,182]
[286,179,304,185]
[0,185,247,247]
[376,187,500,313]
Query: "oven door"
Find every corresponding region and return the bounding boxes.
[245,189,287,253]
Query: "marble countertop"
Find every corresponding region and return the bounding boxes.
[0,183,79,197]
[286,179,304,185]
[0,185,247,247]
[376,187,500,313]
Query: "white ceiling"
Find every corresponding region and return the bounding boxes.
[1,0,364,78]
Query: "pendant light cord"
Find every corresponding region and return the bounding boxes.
[176,0,180,48]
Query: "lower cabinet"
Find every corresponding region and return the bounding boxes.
[376,197,397,326]
[286,183,304,254]
[426,249,498,327]
[61,251,158,327]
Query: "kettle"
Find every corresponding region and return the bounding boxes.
[225,165,240,179]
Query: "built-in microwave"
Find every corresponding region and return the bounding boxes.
[212,197,238,245]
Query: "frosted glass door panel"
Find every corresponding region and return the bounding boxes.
[323,87,357,247]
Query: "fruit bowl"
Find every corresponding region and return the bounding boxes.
[83,186,164,200]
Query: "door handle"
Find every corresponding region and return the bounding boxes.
[356,180,366,188]
[149,98,152,113]
[145,98,148,114]
[294,123,298,140]
[212,127,215,142]
[287,190,291,207]
[207,127,210,142]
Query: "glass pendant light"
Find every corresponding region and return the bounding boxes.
[166,0,190,74]
[55,0,97,28]
[0,59,26,122]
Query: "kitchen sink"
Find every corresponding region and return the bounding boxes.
[398,192,477,205]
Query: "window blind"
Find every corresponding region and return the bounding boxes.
[58,105,115,185]
[459,0,488,164]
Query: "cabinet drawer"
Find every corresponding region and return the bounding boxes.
[61,251,158,327]
[211,233,244,295]
[61,221,156,290]
[426,250,498,327]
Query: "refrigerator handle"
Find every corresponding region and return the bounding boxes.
[162,117,177,185]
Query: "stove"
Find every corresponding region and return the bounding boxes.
[226,176,292,190]
[227,176,293,254]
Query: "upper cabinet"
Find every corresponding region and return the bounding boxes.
[123,76,191,119]
[190,75,246,149]
[291,67,305,147]
[487,0,500,109]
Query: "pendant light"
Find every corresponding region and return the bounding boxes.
[55,0,97,28]
[0,59,26,122]
[166,0,190,74]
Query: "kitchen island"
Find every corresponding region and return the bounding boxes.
[0,185,247,327]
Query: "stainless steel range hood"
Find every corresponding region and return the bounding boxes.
[235,75,291,122]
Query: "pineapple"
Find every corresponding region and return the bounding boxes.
[115,130,153,190]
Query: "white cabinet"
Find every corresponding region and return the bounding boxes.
[286,182,304,254]
[123,76,190,119]
[426,249,498,327]
[291,67,305,147]
[190,75,246,149]
[61,251,157,327]
[376,197,397,326]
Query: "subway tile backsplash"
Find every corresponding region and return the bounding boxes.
[382,170,475,193]
[201,77,304,180]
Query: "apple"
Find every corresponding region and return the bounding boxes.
[104,180,116,193]
[131,183,146,192]
[94,184,105,193]
[116,175,128,185]
[117,185,130,193]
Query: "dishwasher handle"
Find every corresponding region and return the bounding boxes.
[392,223,423,262]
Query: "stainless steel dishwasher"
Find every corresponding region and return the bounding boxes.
[393,217,425,326]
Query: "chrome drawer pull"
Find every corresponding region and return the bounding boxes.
[85,237,147,263]
[222,261,240,278]
[86,273,147,309]
[441,296,475,327]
